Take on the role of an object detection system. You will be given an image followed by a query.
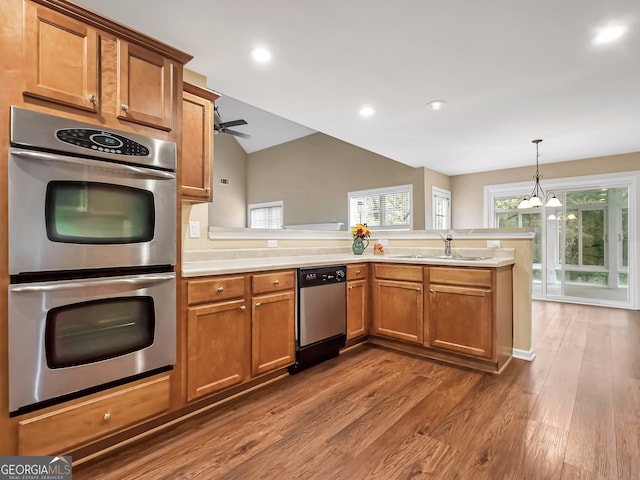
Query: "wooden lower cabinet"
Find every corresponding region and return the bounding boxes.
[251,291,295,376]
[427,283,493,358]
[425,266,513,370]
[18,375,170,456]
[186,299,249,401]
[347,264,369,341]
[372,264,423,344]
[185,270,295,403]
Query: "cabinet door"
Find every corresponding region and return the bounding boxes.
[427,284,493,358]
[373,279,423,344]
[347,279,368,340]
[182,83,218,201]
[23,2,99,112]
[187,299,249,401]
[118,41,174,131]
[252,291,295,376]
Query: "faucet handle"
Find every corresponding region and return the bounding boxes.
[446,234,453,241]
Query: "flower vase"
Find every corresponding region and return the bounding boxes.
[352,237,369,255]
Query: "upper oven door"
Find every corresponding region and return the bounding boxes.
[9,147,176,275]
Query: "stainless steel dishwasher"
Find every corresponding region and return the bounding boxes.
[289,265,347,374]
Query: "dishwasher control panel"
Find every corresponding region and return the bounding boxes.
[298,265,346,288]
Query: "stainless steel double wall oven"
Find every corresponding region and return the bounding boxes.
[8,107,177,415]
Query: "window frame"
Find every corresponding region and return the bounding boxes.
[347,184,413,231]
[247,200,284,229]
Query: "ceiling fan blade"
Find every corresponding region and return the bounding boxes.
[218,119,248,128]
[223,128,251,139]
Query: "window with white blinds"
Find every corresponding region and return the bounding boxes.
[248,201,283,229]
[348,185,413,230]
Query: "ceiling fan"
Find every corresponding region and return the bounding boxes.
[214,106,251,139]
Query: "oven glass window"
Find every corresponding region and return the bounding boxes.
[45,297,155,368]
[45,181,155,244]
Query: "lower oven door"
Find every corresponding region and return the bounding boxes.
[8,272,176,415]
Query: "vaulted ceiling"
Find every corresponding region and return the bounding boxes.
[75,0,640,175]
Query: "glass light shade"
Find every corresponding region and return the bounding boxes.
[546,195,562,207]
[529,196,543,207]
[518,198,532,209]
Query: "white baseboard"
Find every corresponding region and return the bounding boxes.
[512,348,536,361]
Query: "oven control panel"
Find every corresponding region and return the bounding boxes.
[56,128,150,156]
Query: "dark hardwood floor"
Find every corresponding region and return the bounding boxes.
[74,301,640,479]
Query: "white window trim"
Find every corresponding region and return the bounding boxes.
[247,200,283,229]
[348,184,413,230]
[432,186,451,230]
[484,170,639,309]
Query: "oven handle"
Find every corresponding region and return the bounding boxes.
[10,273,176,292]
[11,150,176,180]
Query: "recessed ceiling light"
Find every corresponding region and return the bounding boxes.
[359,106,375,117]
[426,100,447,110]
[251,47,272,63]
[593,25,626,44]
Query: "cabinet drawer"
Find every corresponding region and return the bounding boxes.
[429,267,492,288]
[188,275,246,305]
[347,263,368,281]
[252,270,295,294]
[374,264,423,282]
[18,375,170,456]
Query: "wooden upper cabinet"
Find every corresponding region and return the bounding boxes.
[117,41,174,131]
[23,2,99,112]
[22,0,190,134]
[182,83,219,201]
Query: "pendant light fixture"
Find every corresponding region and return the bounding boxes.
[517,139,562,209]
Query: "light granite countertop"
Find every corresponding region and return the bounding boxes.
[182,247,516,277]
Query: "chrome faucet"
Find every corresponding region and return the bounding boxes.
[441,234,453,257]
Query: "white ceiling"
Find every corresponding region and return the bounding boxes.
[75,0,640,175]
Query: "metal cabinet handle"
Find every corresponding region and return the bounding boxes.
[348,286,353,290]
[217,286,224,292]
[255,302,261,307]
[430,289,435,293]
[88,94,96,103]
[416,288,421,292]
[103,412,111,421]
[205,187,211,193]
[121,104,129,112]
[356,270,361,274]
[240,305,246,311]
[273,279,280,285]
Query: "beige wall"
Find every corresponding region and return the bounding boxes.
[246,132,429,229]
[208,133,247,228]
[451,151,640,228]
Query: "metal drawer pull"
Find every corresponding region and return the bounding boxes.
[430,289,435,293]
[121,104,129,111]
[88,94,96,103]
[273,279,280,285]
[103,413,111,421]
[356,270,361,274]
[416,288,421,292]
[240,305,246,311]
[255,302,261,307]
[217,286,224,292]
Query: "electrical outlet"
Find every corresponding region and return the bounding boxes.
[267,239,278,248]
[189,221,200,239]
[487,240,501,248]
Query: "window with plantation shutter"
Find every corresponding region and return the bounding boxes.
[348,185,412,230]
[248,201,283,229]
